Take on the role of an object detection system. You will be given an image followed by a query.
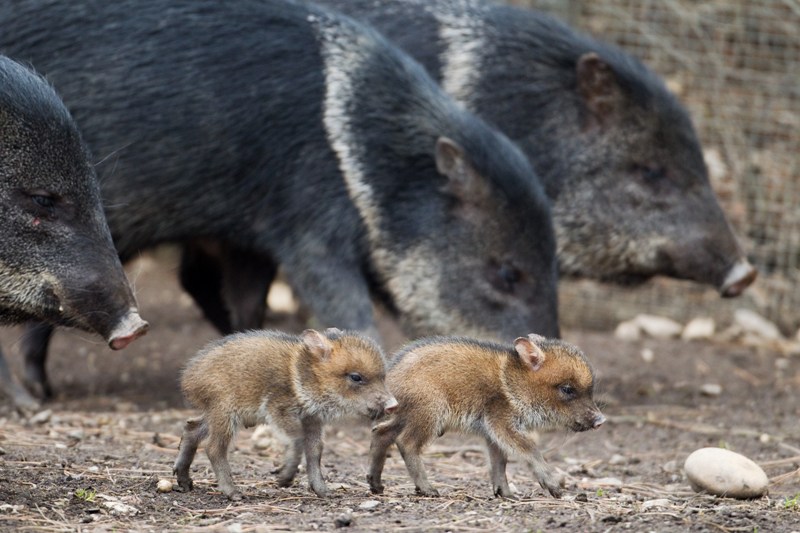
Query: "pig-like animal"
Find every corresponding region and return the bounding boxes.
[368,334,604,498]
[0,56,148,408]
[174,328,397,500]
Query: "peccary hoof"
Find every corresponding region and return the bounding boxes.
[415,486,440,497]
[366,475,384,494]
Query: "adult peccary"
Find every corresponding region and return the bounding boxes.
[315,0,758,293]
[150,0,760,350]
[0,0,558,398]
[0,56,148,408]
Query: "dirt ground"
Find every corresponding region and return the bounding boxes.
[0,252,798,532]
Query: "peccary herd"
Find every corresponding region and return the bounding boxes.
[0,0,755,502]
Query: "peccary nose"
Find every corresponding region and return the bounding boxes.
[592,413,606,429]
[720,259,758,297]
[107,309,149,350]
[383,396,399,415]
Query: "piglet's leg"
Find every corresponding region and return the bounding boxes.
[485,439,514,499]
[486,422,564,499]
[301,417,329,497]
[367,418,402,494]
[395,431,439,497]
[206,421,241,501]
[174,417,208,492]
[276,435,304,488]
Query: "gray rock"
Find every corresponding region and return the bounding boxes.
[684,448,768,499]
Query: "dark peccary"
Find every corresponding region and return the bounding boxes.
[0,0,558,397]
[175,328,397,500]
[367,334,604,498]
[0,56,148,408]
[315,0,758,294]
[157,0,760,349]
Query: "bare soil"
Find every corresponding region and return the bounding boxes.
[0,253,798,532]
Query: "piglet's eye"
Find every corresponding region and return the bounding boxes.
[558,384,577,400]
[348,373,364,384]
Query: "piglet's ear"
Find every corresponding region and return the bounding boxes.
[435,136,490,204]
[576,52,622,125]
[302,329,333,360]
[514,336,546,372]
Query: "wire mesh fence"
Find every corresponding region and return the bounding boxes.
[508,0,800,334]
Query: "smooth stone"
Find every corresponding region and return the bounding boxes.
[614,320,641,342]
[700,383,723,397]
[734,309,782,341]
[156,479,173,493]
[358,500,380,510]
[684,448,768,499]
[682,317,716,341]
[634,314,683,339]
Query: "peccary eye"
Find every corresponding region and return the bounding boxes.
[348,372,364,384]
[558,384,577,400]
[32,194,55,209]
[488,261,522,294]
[632,164,667,183]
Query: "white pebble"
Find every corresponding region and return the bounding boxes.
[614,320,641,342]
[29,409,52,425]
[157,479,173,493]
[358,500,380,510]
[700,383,722,397]
[684,447,768,499]
[640,348,654,363]
[641,498,672,511]
[634,314,683,339]
[609,454,626,466]
[734,309,783,341]
[681,317,715,341]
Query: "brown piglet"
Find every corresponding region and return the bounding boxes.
[174,328,397,500]
[368,334,604,498]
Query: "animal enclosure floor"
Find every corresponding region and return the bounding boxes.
[0,253,798,532]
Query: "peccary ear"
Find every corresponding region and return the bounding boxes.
[325,327,343,336]
[514,336,546,372]
[576,52,622,125]
[435,136,490,203]
[302,329,333,360]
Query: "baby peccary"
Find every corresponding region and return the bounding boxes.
[368,334,605,498]
[174,328,397,500]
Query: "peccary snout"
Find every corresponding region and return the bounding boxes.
[106,308,149,350]
[383,395,399,415]
[720,259,758,298]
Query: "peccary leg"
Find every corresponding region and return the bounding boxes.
[487,421,563,498]
[205,419,241,501]
[275,435,304,488]
[301,417,328,497]
[367,417,403,494]
[220,247,275,331]
[179,243,232,333]
[486,439,514,499]
[528,447,564,498]
[180,242,275,334]
[173,417,209,492]
[0,345,40,412]
[396,431,438,497]
[19,321,54,399]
